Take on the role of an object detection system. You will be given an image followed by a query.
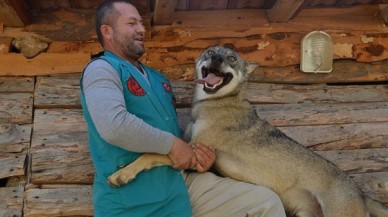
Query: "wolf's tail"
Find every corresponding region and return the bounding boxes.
[366,197,388,217]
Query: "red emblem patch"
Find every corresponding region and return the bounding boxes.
[162,82,172,93]
[127,77,145,96]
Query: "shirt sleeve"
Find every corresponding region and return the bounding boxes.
[82,59,174,155]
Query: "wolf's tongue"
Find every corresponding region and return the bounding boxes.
[194,73,223,85]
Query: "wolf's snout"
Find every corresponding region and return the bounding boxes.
[211,55,223,67]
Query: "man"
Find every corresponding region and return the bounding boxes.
[80,0,286,216]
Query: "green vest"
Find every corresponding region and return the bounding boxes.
[80,51,192,217]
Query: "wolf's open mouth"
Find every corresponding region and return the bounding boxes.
[195,66,233,94]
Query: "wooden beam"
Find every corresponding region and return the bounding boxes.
[24,186,93,217]
[380,4,388,24]
[0,53,91,76]
[69,0,104,8]
[0,0,29,27]
[0,187,24,217]
[153,0,177,25]
[266,0,306,22]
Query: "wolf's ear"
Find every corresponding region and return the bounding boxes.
[245,61,259,74]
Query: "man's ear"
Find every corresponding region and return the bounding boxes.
[101,25,113,40]
[245,61,259,74]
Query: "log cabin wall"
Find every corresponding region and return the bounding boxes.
[0,0,388,216]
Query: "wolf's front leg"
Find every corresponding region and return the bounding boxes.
[108,153,172,187]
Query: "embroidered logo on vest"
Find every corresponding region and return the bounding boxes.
[162,82,172,93]
[127,77,145,96]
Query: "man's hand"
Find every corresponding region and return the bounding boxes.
[193,143,216,172]
[168,137,196,170]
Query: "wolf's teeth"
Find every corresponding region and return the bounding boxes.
[204,78,224,89]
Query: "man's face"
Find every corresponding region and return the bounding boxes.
[111,3,145,60]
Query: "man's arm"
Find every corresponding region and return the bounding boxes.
[82,59,174,154]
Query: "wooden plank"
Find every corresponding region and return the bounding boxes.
[0,123,32,153]
[172,81,388,105]
[46,41,102,54]
[0,77,35,93]
[0,53,91,76]
[27,0,70,9]
[69,0,104,8]
[0,36,12,54]
[172,5,384,30]
[235,0,264,8]
[24,186,93,217]
[380,4,388,24]
[0,93,33,124]
[250,59,388,84]
[153,0,178,25]
[351,172,388,205]
[0,187,24,217]
[266,0,305,22]
[23,8,96,41]
[31,109,93,184]
[255,102,388,127]
[177,108,388,151]
[145,28,388,69]
[0,150,27,179]
[279,122,388,151]
[34,74,81,109]
[0,0,27,27]
[158,59,388,83]
[33,75,388,110]
[246,83,388,104]
[316,148,388,174]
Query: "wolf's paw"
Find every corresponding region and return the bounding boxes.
[107,171,136,187]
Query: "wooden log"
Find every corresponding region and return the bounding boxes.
[144,29,388,69]
[177,107,388,150]
[351,172,388,205]
[0,36,13,54]
[32,74,388,108]
[34,74,81,109]
[25,8,96,41]
[153,0,178,25]
[173,81,388,105]
[31,109,93,184]
[47,41,102,55]
[0,93,33,124]
[0,187,24,217]
[0,52,90,76]
[266,0,305,22]
[0,0,27,27]
[23,186,93,217]
[0,150,26,179]
[162,59,388,83]
[255,102,388,127]
[316,148,388,174]
[172,5,382,30]
[0,123,31,152]
[279,122,388,151]
[0,76,35,93]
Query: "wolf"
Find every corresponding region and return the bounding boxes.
[108,46,388,217]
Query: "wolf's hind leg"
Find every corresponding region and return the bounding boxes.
[281,188,323,217]
[108,153,172,186]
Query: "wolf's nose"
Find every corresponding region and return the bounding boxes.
[211,55,223,65]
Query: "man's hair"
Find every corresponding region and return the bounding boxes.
[95,0,134,46]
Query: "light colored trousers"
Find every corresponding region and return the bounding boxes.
[183,172,287,217]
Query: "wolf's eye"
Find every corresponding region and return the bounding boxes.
[228,56,236,62]
[207,50,215,55]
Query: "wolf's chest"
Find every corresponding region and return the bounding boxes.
[191,119,213,139]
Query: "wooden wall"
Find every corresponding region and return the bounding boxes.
[0,3,387,217]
